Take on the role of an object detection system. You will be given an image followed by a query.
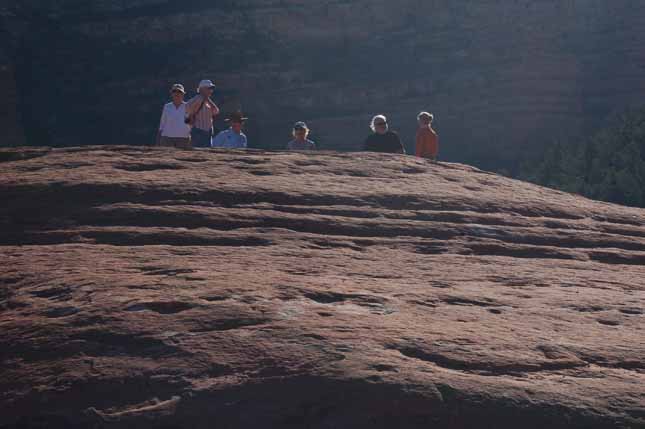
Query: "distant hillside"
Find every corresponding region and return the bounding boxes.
[3,1,645,171]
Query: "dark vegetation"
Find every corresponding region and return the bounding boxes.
[521,108,645,208]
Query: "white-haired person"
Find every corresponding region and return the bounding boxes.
[185,79,220,148]
[363,114,405,154]
[416,111,439,161]
[287,122,316,151]
[156,84,191,149]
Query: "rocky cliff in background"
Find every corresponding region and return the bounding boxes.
[1,147,644,428]
[3,1,645,170]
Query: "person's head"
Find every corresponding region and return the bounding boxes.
[170,84,185,103]
[227,112,247,133]
[417,111,434,127]
[231,120,243,133]
[197,79,216,97]
[293,122,309,141]
[370,115,388,134]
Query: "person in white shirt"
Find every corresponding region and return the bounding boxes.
[157,84,192,149]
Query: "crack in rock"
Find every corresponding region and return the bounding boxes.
[393,344,588,376]
[126,301,196,314]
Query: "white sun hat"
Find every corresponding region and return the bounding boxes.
[197,79,216,92]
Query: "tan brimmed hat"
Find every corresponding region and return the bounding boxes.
[170,83,186,94]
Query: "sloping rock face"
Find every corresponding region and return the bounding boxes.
[0,146,644,428]
[5,1,645,170]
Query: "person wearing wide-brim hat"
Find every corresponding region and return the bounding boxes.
[156,83,192,149]
[212,112,248,149]
[185,79,220,148]
[287,121,316,151]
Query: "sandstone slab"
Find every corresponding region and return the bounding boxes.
[0,147,644,428]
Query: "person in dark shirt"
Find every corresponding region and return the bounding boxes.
[363,114,406,154]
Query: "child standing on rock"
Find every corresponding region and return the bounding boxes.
[415,112,439,161]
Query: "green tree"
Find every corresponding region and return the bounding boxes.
[521,107,645,208]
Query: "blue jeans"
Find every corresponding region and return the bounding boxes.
[191,128,212,148]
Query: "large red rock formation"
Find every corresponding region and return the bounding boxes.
[0,146,643,428]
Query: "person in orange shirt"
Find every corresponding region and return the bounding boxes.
[415,111,439,161]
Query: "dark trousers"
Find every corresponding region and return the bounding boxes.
[191,128,212,148]
[159,137,192,149]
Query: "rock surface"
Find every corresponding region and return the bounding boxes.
[0,146,644,428]
[5,1,645,170]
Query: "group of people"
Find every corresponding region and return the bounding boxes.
[363,113,438,160]
[157,80,439,160]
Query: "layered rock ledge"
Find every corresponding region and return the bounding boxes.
[0,146,644,428]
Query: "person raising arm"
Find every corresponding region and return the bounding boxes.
[186,79,220,148]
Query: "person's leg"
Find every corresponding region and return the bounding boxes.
[190,129,203,148]
[191,128,212,148]
[196,129,210,147]
[175,138,192,150]
[159,137,174,148]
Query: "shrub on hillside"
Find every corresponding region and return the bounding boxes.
[522,108,645,208]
